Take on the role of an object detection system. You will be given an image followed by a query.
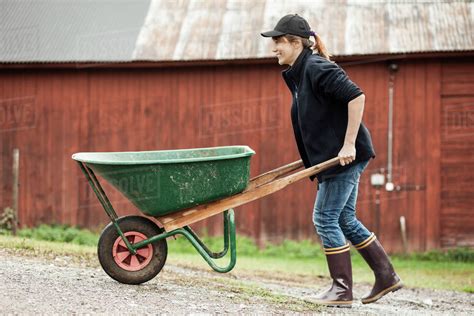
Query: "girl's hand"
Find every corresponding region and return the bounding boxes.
[338,143,356,166]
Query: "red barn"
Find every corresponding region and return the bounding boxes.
[1,0,473,252]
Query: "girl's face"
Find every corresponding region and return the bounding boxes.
[271,36,302,66]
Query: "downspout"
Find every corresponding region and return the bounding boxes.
[386,63,398,191]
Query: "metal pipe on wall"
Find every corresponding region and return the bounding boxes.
[386,63,398,191]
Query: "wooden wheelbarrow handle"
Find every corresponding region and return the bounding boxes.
[245,159,305,191]
[246,157,340,191]
[157,157,341,232]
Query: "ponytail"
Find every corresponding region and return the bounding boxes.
[284,32,332,61]
[310,31,331,61]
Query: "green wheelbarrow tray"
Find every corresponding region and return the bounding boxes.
[73,145,340,284]
[72,146,255,217]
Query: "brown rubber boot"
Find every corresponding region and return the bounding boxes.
[311,243,353,307]
[355,233,403,304]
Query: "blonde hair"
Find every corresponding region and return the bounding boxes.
[284,34,331,61]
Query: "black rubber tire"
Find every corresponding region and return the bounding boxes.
[98,216,167,285]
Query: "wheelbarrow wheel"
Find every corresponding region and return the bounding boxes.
[98,216,167,285]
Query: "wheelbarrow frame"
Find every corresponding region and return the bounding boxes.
[77,157,340,274]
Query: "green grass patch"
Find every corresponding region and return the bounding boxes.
[166,234,474,293]
[463,287,474,294]
[168,234,324,259]
[394,247,474,263]
[0,234,96,265]
[166,250,474,292]
[1,225,473,293]
[3,224,472,262]
[14,224,99,246]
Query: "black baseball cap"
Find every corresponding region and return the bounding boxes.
[261,14,312,38]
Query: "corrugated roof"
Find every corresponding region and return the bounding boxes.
[0,0,150,62]
[1,0,473,63]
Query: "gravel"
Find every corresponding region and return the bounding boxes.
[1,249,473,315]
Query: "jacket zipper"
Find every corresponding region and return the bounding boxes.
[292,79,298,103]
[292,79,304,128]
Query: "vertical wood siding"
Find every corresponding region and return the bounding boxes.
[440,61,474,248]
[1,58,473,252]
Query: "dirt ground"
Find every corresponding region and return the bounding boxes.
[1,249,473,315]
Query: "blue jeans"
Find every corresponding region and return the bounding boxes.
[313,160,372,248]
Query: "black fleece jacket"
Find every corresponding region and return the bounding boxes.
[282,48,376,184]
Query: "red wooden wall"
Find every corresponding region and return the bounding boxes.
[1,57,473,252]
[439,61,474,248]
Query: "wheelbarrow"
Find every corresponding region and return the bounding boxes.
[72,146,340,284]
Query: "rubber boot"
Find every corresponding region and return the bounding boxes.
[355,233,403,304]
[312,243,353,307]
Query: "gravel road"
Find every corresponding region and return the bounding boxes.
[1,249,473,315]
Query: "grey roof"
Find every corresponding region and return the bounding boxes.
[0,0,150,62]
[1,0,473,63]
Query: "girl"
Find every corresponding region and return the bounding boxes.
[261,14,403,307]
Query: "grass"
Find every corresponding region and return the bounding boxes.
[1,225,473,293]
[168,250,474,293]
[0,234,97,268]
[14,224,99,246]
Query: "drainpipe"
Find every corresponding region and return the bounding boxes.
[386,63,398,192]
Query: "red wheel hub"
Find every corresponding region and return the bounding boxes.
[112,232,153,271]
